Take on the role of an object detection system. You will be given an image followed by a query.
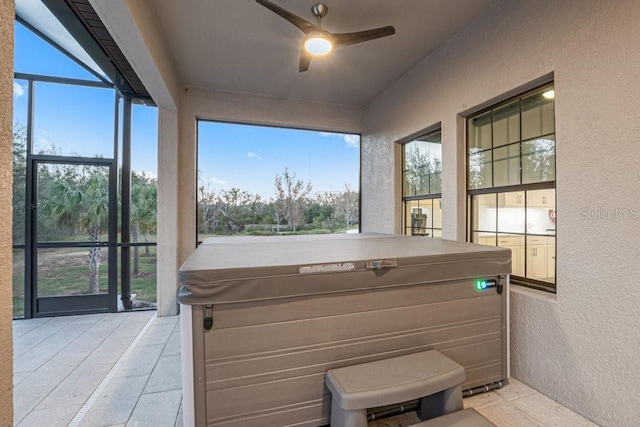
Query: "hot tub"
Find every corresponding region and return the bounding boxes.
[178,234,510,426]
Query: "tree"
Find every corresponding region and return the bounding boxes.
[41,167,109,293]
[333,184,359,228]
[524,138,555,181]
[405,144,442,194]
[304,199,333,229]
[274,168,312,232]
[197,181,219,236]
[271,197,286,232]
[12,126,27,244]
[131,172,157,274]
[217,188,261,233]
[317,184,359,230]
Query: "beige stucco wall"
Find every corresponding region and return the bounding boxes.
[0,0,14,423]
[362,0,640,425]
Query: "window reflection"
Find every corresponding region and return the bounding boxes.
[522,137,555,184]
[402,129,442,239]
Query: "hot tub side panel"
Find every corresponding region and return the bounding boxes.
[198,277,506,426]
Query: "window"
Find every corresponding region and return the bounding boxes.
[401,129,442,238]
[467,84,556,291]
[197,121,360,241]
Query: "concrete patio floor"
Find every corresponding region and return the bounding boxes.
[13,311,597,426]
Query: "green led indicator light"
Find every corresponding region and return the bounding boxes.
[475,278,496,291]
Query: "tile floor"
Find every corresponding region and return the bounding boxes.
[13,311,598,427]
[13,311,182,427]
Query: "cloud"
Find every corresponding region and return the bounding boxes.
[341,134,360,148]
[320,132,360,148]
[13,82,24,97]
[247,152,262,160]
[210,176,227,185]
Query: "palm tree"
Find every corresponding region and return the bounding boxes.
[41,167,109,293]
[131,172,157,275]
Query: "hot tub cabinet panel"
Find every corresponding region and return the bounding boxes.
[179,234,510,427]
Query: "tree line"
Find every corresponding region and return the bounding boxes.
[12,127,157,294]
[198,167,359,236]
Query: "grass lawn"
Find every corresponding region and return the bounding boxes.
[12,244,158,318]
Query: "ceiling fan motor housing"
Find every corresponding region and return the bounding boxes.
[311,4,328,19]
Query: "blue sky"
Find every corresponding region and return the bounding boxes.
[13,21,158,175]
[198,122,360,200]
[14,21,359,196]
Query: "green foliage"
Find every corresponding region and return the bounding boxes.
[39,166,111,293]
[405,144,442,195]
[197,167,359,237]
[131,171,158,273]
[12,126,27,245]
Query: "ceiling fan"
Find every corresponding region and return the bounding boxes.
[256,0,396,72]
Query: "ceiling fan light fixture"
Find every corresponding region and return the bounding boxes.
[304,33,333,56]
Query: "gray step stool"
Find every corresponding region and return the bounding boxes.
[325,350,465,427]
[412,408,496,426]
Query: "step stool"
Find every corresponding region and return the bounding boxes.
[411,408,496,426]
[325,350,465,427]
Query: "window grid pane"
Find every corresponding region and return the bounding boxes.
[402,131,442,197]
[467,84,556,290]
[402,129,442,239]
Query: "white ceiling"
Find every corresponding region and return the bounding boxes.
[147,0,498,107]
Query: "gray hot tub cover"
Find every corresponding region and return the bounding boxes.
[178,234,511,305]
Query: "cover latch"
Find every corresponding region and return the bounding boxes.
[204,304,214,330]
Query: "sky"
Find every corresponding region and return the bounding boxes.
[13,21,158,176]
[14,21,359,196]
[198,122,360,200]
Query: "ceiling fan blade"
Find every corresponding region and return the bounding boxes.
[333,26,396,48]
[299,50,312,72]
[256,0,321,34]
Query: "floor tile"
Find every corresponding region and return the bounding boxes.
[476,401,541,427]
[47,320,96,345]
[12,318,52,339]
[13,384,56,425]
[70,313,107,324]
[153,316,179,326]
[17,403,82,427]
[110,312,155,338]
[83,335,136,365]
[143,354,182,394]
[13,371,32,387]
[463,389,505,409]
[136,324,174,347]
[80,375,149,427]
[127,389,183,427]
[113,344,164,379]
[63,327,113,354]
[510,393,598,426]
[36,362,114,409]
[494,377,537,401]
[24,351,89,388]
[161,332,181,357]
[13,340,69,373]
[174,401,183,427]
